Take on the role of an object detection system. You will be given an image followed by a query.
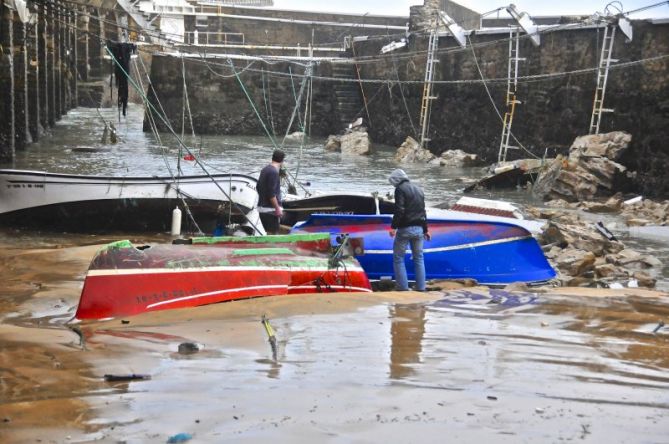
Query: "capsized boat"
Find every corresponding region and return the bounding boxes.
[291,214,556,285]
[0,169,262,234]
[75,233,371,320]
[281,191,395,227]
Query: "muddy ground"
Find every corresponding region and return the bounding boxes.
[0,233,668,443]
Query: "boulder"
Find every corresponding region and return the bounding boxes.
[324,135,340,152]
[554,249,596,276]
[433,149,484,168]
[632,271,657,288]
[533,132,631,202]
[394,136,435,163]
[323,128,372,155]
[570,131,631,160]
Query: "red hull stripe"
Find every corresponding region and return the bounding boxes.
[86,265,366,276]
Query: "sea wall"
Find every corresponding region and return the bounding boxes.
[146,19,669,197]
[353,20,669,196]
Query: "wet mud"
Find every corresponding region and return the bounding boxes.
[1,234,668,443]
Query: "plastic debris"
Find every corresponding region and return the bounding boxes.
[103,374,151,382]
[167,433,192,443]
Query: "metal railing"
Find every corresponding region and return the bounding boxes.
[184,31,245,45]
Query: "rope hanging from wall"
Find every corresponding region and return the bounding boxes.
[106,41,137,116]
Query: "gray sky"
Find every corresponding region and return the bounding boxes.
[272,1,669,18]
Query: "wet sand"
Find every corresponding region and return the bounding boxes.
[1,237,668,443]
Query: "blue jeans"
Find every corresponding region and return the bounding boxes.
[392,226,426,291]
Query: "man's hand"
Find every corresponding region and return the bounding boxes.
[389,229,396,238]
[275,207,283,217]
[424,232,431,241]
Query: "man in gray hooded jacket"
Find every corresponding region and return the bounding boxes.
[388,169,430,291]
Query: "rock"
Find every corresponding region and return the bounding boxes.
[435,149,484,168]
[324,135,340,152]
[503,282,530,292]
[533,132,631,202]
[594,263,621,278]
[570,131,631,160]
[632,271,657,288]
[606,249,662,270]
[323,128,372,155]
[555,249,596,276]
[284,131,306,142]
[394,136,435,163]
[340,129,372,155]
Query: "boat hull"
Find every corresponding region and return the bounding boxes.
[282,192,395,227]
[0,169,259,233]
[291,214,556,285]
[75,234,371,320]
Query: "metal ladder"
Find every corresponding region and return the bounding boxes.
[589,24,617,135]
[498,28,524,163]
[419,28,439,149]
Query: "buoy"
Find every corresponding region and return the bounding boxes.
[171,207,182,236]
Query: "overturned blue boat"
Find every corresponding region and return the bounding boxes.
[291,213,556,285]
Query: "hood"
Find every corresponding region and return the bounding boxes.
[388,169,409,187]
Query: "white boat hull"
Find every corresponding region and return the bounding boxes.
[0,169,261,234]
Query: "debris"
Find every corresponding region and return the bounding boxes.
[652,321,665,334]
[261,314,278,361]
[535,407,545,414]
[166,433,193,443]
[623,196,643,206]
[595,221,617,241]
[178,342,199,355]
[533,132,631,202]
[103,374,151,382]
[430,149,484,168]
[487,396,498,401]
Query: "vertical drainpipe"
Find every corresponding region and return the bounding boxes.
[40,1,49,130]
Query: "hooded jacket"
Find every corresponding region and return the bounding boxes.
[388,169,428,233]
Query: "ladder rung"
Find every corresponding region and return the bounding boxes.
[609,59,619,63]
[428,96,438,99]
[601,108,615,113]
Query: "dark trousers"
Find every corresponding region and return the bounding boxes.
[260,212,280,234]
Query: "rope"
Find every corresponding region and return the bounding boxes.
[467,35,539,160]
[106,45,263,234]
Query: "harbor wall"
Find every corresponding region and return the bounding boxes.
[0,0,121,161]
[353,20,669,197]
[146,20,669,196]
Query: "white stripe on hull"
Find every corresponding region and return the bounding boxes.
[366,235,531,254]
[147,284,289,308]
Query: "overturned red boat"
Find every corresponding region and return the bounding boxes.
[75,233,371,320]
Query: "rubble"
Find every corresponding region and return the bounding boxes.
[533,131,632,202]
[527,206,661,288]
[429,149,484,167]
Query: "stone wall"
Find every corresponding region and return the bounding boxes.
[353,20,669,197]
[144,55,344,137]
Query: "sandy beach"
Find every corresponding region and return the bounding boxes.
[1,237,668,443]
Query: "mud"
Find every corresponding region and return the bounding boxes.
[1,234,668,443]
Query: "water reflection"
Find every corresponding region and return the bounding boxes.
[389,304,426,380]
